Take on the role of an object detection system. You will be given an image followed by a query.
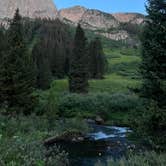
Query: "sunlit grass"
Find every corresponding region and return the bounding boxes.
[51,74,141,94]
[51,48,142,94]
[109,55,141,65]
[90,74,140,93]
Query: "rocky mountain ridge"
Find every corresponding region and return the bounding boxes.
[0,1,145,41]
[58,6,145,40]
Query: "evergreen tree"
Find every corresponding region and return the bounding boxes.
[88,37,107,79]
[141,0,166,107]
[0,28,7,106]
[31,19,71,79]
[0,9,36,114]
[69,24,89,93]
[32,39,52,90]
[0,27,6,55]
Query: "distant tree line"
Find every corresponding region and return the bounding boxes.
[0,9,107,114]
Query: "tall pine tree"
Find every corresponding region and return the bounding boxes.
[69,24,89,93]
[0,9,36,114]
[88,37,107,79]
[141,0,166,107]
[32,38,52,90]
[0,27,7,106]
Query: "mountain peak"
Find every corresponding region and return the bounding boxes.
[59,6,87,23]
[0,0,58,20]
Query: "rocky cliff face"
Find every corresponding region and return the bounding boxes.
[112,13,144,24]
[59,6,119,30]
[80,9,119,30]
[58,6,87,24]
[59,6,145,41]
[0,0,58,20]
[0,1,144,41]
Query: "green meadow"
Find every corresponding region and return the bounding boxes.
[52,48,142,94]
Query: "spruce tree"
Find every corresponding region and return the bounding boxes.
[32,39,52,90]
[0,9,36,114]
[88,37,107,79]
[0,28,7,106]
[69,24,89,93]
[141,0,166,107]
[31,19,71,79]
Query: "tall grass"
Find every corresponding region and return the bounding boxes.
[95,151,166,166]
[0,115,90,165]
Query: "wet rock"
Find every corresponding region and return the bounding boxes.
[95,116,105,125]
[85,119,95,124]
[44,130,85,146]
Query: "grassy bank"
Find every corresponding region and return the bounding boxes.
[0,115,89,165]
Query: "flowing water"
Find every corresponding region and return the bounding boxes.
[56,123,133,166]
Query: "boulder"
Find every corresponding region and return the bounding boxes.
[95,116,105,125]
[44,130,85,146]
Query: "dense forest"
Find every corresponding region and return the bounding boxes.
[0,0,166,165]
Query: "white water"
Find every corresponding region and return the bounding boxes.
[107,126,132,133]
[89,132,116,140]
[88,126,132,140]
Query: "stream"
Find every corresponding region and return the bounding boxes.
[56,123,134,166]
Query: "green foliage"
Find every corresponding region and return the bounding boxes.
[119,22,143,36]
[0,115,90,165]
[95,151,166,166]
[105,48,141,78]
[140,0,166,107]
[69,24,89,93]
[88,37,108,79]
[131,101,166,150]
[0,9,36,114]
[90,74,140,94]
[33,37,52,90]
[58,92,142,118]
[29,19,72,88]
[0,140,68,166]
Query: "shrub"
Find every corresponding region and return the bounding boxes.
[131,101,166,150]
[58,92,143,117]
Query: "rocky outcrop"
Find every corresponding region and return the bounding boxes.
[0,1,144,41]
[44,131,85,146]
[58,6,87,24]
[59,6,144,41]
[97,30,129,41]
[59,6,119,30]
[0,0,58,20]
[79,9,119,30]
[112,13,144,24]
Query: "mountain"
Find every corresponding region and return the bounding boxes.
[0,1,144,41]
[112,13,145,24]
[0,0,58,21]
[59,6,145,41]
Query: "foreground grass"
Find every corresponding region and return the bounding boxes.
[0,115,165,166]
[0,115,89,165]
[95,151,166,166]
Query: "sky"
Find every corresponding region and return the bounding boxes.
[54,0,147,14]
